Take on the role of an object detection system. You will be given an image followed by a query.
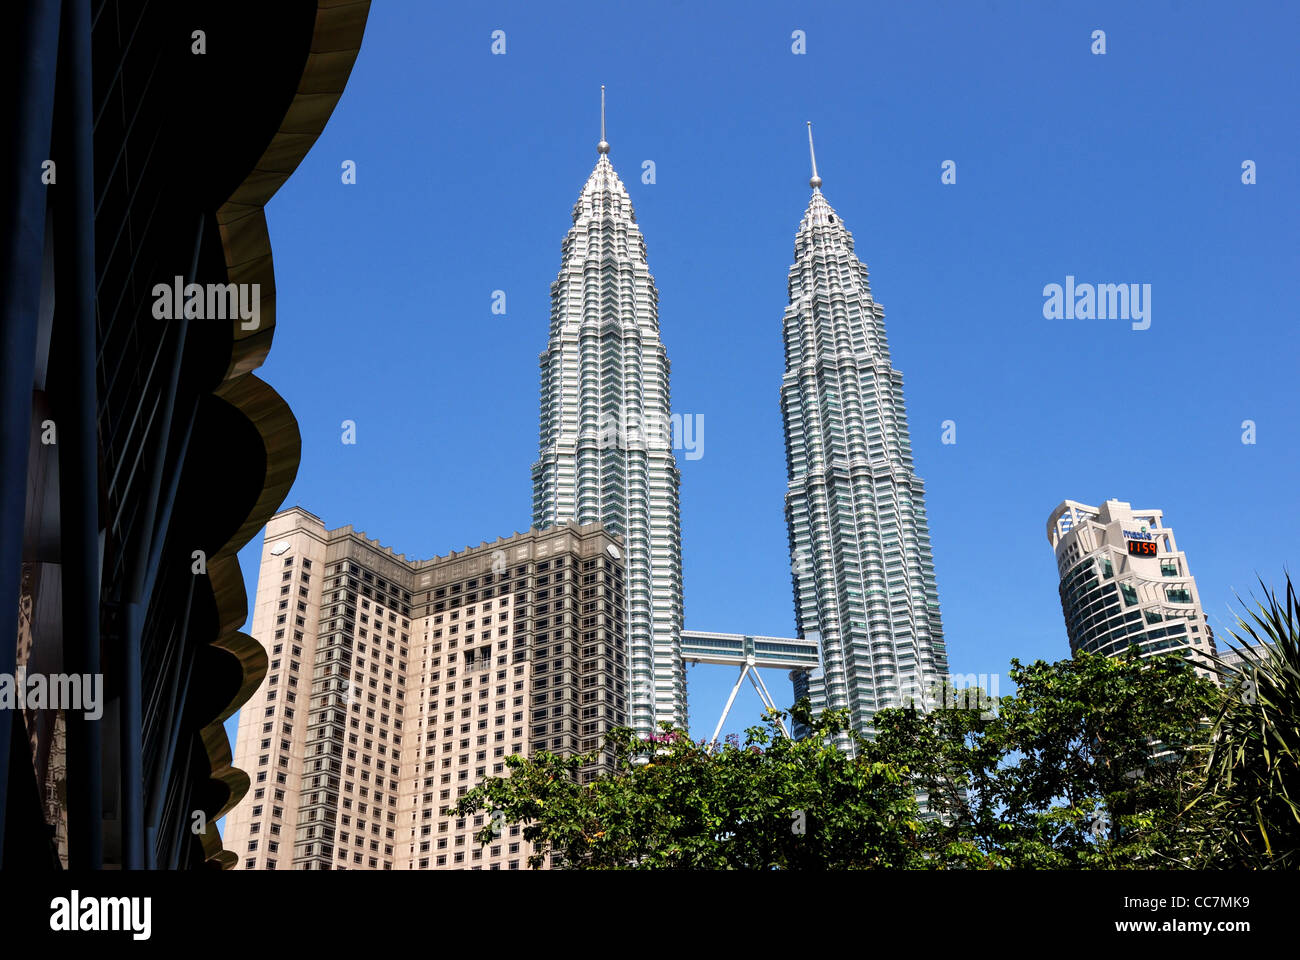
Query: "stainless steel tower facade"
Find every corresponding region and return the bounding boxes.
[782,128,948,739]
[530,96,685,735]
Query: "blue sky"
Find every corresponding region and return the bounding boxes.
[222,0,1298,764]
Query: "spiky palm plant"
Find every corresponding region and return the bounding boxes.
[1189,573,1300,867]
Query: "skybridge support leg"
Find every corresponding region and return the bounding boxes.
[748,666,790,739]
[707,656,792,747]
[708,662,751,748]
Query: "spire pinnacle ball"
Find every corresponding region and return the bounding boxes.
[598,139,610,154]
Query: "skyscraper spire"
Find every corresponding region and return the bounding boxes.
[598,85,609,154]
[806,121,822,189]
[781,125,947,741]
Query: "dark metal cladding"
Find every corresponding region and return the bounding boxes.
[0,0,371,869]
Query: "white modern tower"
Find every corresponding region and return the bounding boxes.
[1047,498,1218,679]
[531,89,685,736]
[782,125,948,740]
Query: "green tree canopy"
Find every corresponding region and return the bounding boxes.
[457,572,1299,870]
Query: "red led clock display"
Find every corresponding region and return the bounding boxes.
[1126,540,1157,557]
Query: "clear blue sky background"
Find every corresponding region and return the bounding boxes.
[222,0,1297,771]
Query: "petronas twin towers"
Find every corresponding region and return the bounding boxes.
[782,128,948,737]
[531,94,946,739]
[531,103,685,735]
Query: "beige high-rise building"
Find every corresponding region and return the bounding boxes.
[1047,499,1217,679]
[223,507,628,870]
